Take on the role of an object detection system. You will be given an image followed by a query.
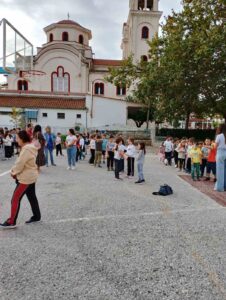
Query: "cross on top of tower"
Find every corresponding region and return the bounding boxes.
[67,13,70,20]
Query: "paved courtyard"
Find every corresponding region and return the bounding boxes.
[0,151,226,300]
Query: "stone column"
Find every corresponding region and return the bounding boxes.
[153,0,159,11]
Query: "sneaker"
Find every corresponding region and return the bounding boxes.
[205,177,210,181]
[71,166,76,170]
[0,221,17,229]
[135,180,142,184]
[98,165,102,168]
[67,166,71,170]
[140,179,145,183]
[51,164,57,166]
[25,217,41,224]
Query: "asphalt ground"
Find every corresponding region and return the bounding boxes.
[0,150,226,300]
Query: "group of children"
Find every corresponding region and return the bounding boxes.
[87,133,146,183]
[0,128,20,160]
[159,137,216,181]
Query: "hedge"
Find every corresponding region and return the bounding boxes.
[156,128,216,140]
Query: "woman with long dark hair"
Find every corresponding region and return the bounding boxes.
[0,130,41,229]
[215,124,226,192]
[33,125,46,171]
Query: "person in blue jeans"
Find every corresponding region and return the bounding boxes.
[215,124,226,192]
[65,129,77,170]
[135,142,146,184]
[44,126,56,167]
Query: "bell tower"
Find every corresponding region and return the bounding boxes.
[122,0,162,62]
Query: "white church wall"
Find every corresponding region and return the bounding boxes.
[0,107,12,128]
[86,95,127,128]
[89,73,127,100]
[35,50,85,93]
[46,28,89,45]
[37,108,87,132]
[0,107,87,132]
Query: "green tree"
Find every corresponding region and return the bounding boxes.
[107,0,226,128]
[154,0,226,126]
[10,107,25,128]
[106,55,161,129]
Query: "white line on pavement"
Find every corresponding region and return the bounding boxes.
[0,170,10,177]
[49,206,225,225]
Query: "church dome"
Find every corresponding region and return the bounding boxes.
[57,20,81,26]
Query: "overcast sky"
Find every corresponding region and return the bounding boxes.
[0,0,182,60]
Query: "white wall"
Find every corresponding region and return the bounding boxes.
[0,107,13,128]
[86,95,127,128]
[0,107,87,133]
[89,72,127,100]
[37,109,87,130]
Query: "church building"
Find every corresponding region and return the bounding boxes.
[0,0,162,131]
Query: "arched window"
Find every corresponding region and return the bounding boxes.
[18,80,28,91]
[79,35,84,44]
[51,66,70,92]
[138,0,145,10]
[62,32,69,41]
[141,55,148,62]
[142,26,149,39]
[94,83,104,95]
[49,33,54,42]
[116,85,126,96]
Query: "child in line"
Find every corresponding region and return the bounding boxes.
[190,142,202,181]
[114,137,124,180]
[56,132,63,156]
[106,135,115,171]
[185,138,194,174]
[206,141,217,182]
[94,135,102,168]
[158,142,165,163]
[102,134,108,164]
[89,134,96,165]
[176,140,186,171]
[126,138,136,178]
[135,142,146,184]
[119,138,126,173]
[173,139,179,168]
[201,139,210,177]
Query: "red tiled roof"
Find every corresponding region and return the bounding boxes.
[2,90,86,97]
[93,59,123,67]
[0,95,86,110]
[44,20,91,37]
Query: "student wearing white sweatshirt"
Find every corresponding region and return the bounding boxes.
[126,138,136,177]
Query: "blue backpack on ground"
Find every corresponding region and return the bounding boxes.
[153,184,173,196]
